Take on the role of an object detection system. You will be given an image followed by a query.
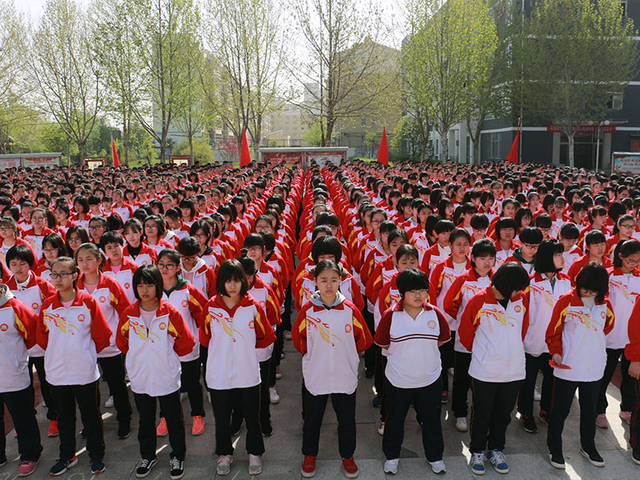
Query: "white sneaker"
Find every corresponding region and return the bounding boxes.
[429,460,446,474]
[269,387,280,404]
[284,330,292,341]
[180,392,188,402]
[384,458,399,475]
[216,455,233,476]
[377,422,385,436]
[534,388,542,402]
[455,417,468,432]
[105,396,114,408]
[248,455,262,475]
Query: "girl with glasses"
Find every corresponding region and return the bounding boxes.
[64,226,90,258]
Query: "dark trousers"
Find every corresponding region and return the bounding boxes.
[452,351,472,418]
[631,378,640,453]
[52,381,105,462]
[180,359,205,417]
[547,377,599,453]
[302,385,356,459]
[363,307,376,372]
[211,385,264,456]
[271,325,284,376]
[597,348,636,414]
[375,353,388,423]
[518,353,553,416]
[0,388,43,462]
[439,332,455,393]
[470,378,522,453]
[98,354,132,425]
[200,345,209,391]
[231,360,272,431]
[383,377,443,462]
[28,356,57,420]
[282,284,293,331]
[134,390,185,461]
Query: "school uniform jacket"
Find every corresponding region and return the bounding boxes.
[163,281,206,362]
[293,292,372,396]
[458,287,529,383]
[419,243,450,279]
[37,290,112,386]
[102,257,139,303]
[124,243,158,267]
[375,300,450,389]
[625,299,640,362]
[77,273,131,358]
[430,256,472,326]
[524,272,572,356]
[296,268,364,313]
[0,289,38,393]
[567,255,612,285]
[249,275,281,362]
[375,273,401,330]
[200,294,275,390]
[144,238,174,255]
[606,267,640,349]
[117,300,195,397]
[181,258,216,298]
[545,290,614,382]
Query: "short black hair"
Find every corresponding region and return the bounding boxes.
[397,268,429,296]
[519,227,543,245]
[471,238,497,259]
[388,229,409,246]
[613,239,640,268]
[99,231,124,250]
[395,244,419,262]
[237,255,257,276]
[559,222,580,240]
[311,235,342,263]
[157,248,180,265]
[243,233,264,250]
[449,227,471,244]
[534,239,564,273]
[575,262,609,304]
[313,259,342,278]
[470,214,489,229]
[216,259,249,297]
[491,262,530,299]
[495,217,517,239]
[434,219,455,234]
[123,218,143,234]
[585,230,606,247]
[6,244,35,267]
[177,236,200,256]
[534,213,552,229]
[133,265,163,301]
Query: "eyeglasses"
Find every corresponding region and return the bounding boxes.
[145,225,158,230]
[50,272,74,279]
[406,289,428,296]
[620,224,635,229]
[522,243,539,250]
[43,248,58,253]
[68,237,82,244]
[180,255,198,262]
[246,246,262,253]
[89,225,104,230]
[31,216,45,221]
[193,234,208,239]
[157,263,177,270]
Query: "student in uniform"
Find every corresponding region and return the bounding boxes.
[546,263,615,469]
[75,242,133,439]
[201,259,276,477]
[116,265,195,480]
[458,262,531,476]
[100,231,139,303]
[518,239,572,433]
[293,260,372,479]
[626,299,640,465]
[177,237,216,298]
[0,283,43,477]
[375,268,450,476]
[123,219,158,267]
[36,257,112,476]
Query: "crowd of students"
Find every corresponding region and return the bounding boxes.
[0,159,640,478]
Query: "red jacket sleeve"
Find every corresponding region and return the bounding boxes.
[199,301,212,347]
[265,285,282,326]
[110,280,131,317]
[168,308,196,356]
[206,268,217,298]
[626,299,640,361]
[292,302,312,355]
[88,295,112,354]
[546,294,571,357]
[254,302,276,349]
[434,305,451,342]
[458,294,483,352]
[187,285,208,329]
[36,297,54,350]
[375,308,394,347]
[443,275,465,319]
[12,298,38,350]
[348,301,372,353]
[116,305,132,354]
[603,299,615,336]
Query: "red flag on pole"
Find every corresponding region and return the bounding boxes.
[506,120,520,164]
[111,135,121,167]
[377,127,389,165]
[239,129,251,167]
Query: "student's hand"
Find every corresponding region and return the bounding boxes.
[552,354,563,365]
[629,362,640,380]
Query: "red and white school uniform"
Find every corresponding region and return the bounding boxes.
[112,204,134,222]
[562,245,583,275]
[567,254,612,285]
[124,243,158,267]
[430,257,472,326]
[116,300,195,396]
[293,292,372,395]
[180,258,216,298]
[163,281,207,362]
[249,275,281,363]
[21,227,55,260]
[296,268,364,313]
[143,238,173,255]
[103,257,139,303]
[419,243,451,279]
[606,267,640,350]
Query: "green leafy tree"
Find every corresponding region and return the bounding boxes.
[392,116,422,160]
[365,131,378,157]
[174,138,214,164]
[517,0,639,167]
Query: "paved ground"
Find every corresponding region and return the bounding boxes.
[2,338,639,479]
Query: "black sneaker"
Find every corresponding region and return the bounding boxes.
[549,451,565,469]
[632,450,640,466]
[169,457,184,480]
[580,447,605,467]
[365,368,375,378]
[91,459,106,474]
[118,422,131,440]
[441,391,449,404]
[231,418,243,436]
[521,414,537,433]
[50,456,78,476]
[262,423,274,437]
[136,458,157,478]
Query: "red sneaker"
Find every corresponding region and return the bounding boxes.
[301,455,316,478]
[192,416,205,436]
[342,458,359,479]
[156,418,168,437]
[48,420,59,437]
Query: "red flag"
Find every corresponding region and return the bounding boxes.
[377,127,389,165]
[111,135,121,167]
[239,129,251,167]
[506,120,520,164]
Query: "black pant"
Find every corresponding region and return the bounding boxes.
[98,355,132,425]
[518,352,553,416]
[439,332,455,393]
[200,345,209,391]
[180,359,205,417]
[28,356,57,420]
[363,307,376,372]
[52,381,105,462]
[383,377,443,462]
[547,377,599,453]
[134,390,185,461]
[375,353,388,423]
[231,359,272,431]
[470,378,522,453]
[282,284,293,331]
[597,348,636,414]
[302,385,356,459]
[631,378,640,453]
[0,388,43,462]
[452,351,472,418]
[271,325,284,376]
[211,385,264,456]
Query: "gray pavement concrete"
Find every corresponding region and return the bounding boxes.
[2,340,639,479]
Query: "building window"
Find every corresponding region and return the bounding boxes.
[491,133,501,158]
[607,92,623,110]
[620,0,627,16]
[361,118,367,127]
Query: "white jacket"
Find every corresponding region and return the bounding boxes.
[607,267,640,349]
[163,281,206,362]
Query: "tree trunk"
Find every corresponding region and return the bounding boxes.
[77,141,85,167]
[66,136,71,166]
[416,114,429,162]
[189,134,194,165]
[473,138,480,166]
[568,132,575,168]
[160,142,166,165]
[441,125,449,162]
